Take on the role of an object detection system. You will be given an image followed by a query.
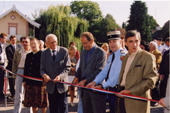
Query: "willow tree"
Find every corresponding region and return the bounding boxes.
[35,5,89,47]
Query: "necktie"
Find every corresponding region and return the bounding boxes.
[83,51,91,78]
[52,50,56,61]
[105,52,115,81]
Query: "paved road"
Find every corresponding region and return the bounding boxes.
[0,88,164,113]
[0,96,164,113]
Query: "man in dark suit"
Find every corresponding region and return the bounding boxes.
[159,49,170,98]
[73,32,107,113]
[0,33,7,101]
[40,34,71,113]
[5,35,22,98]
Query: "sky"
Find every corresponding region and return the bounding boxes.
[0,0,169,28]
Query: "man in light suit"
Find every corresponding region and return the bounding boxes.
[6,35,22,98]
[12,36,32,113]
[40,34,71,113]
[73,32,107,113]
[116,30,158,113]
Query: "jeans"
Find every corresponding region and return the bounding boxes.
[77,88,83,113]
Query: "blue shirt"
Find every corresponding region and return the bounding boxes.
[94,48,127,89]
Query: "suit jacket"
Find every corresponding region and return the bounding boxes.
[152,49,162,70]
[118,49,158,113]
[0,43,2,61]
[40,46,71,94]
[6,44,22,70]
[76,45,107,84]
[12,48,22,74]
[164,74,170,113]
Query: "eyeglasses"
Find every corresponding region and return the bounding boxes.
[22,41,28,43]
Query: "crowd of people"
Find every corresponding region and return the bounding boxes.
[0,30,169,113]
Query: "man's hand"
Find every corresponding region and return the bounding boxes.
[43,74,51,83]
[160,75,164,80]
[116,90,131,98]
[53,76,61,83]
[94,85,102,89]
[23,82,26,88]
[159,98,165,107]
[78,79,87,86]
[73,77,79,84]
[86,81,96,88]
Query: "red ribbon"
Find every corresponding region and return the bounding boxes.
[0,66,159,103]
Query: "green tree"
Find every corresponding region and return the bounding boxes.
[126,1,152,42]
[70,1,102,25]
[148,15,158,29]
[35,5,88,48]
[90,14,120,43]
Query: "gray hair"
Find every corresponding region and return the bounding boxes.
[45,34,58,42]
[39,40,44,45]
[150,41,158,49]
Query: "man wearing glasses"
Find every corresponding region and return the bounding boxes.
[12,37,32,113]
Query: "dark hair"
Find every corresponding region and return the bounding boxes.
[0,33,7,39]
[125,30,141,42]
[140,40,150,52]
[81,32,94,41]
[69,41,76,47]
[9,35,16,40]
[20,36,30,42]
[166,37,170,42]
[157,38,162,41]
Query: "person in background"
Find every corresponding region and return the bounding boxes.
[159,48,170,99]
[101,43,109,59]
[159,74,170,113]
[68,45,77,107]
[5,35,22,98]
[101,43,109,53]
[0,33,7,101]
[69,41,80,61]
[161,37,170,56]
[157,38,163,52]
[149,41,162,107]
[23,38,47,113]
[39,40,45,50]
[140,40,150,52]
[12,37,32,113]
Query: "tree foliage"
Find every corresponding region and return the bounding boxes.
[126,1,152,42]
[90,14,120,43]
[70,1,102,25]
[35,5,88,48]
[148,15,158,29]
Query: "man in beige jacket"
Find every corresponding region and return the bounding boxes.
[116,30,158,113]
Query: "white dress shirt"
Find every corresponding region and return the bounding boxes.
[18,48,31,68]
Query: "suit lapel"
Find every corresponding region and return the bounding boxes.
[83,50,88,69]
[46,48,53,63]
[55,46,61,63]
[119,54,129,83]
[10,45,15,54]
[128,49,143,72]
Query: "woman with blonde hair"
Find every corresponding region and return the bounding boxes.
[68,45,77,107]
[101,43,109,53]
